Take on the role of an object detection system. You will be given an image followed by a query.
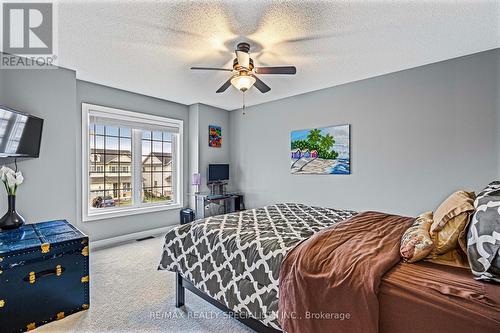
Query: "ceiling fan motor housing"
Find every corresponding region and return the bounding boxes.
[236,42,251,53]
[233,58,254,71]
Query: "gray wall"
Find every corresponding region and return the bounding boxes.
[0,63,191,241]
[188,104,200,208]
[188,103,231,199]
[0,70,3,100]
[230,49,500,216]
[497,53,500,178]
[197,104,231,193]
[0,66,79,228]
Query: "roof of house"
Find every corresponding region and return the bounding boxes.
[143,153,172,165]
[91,149,171,165]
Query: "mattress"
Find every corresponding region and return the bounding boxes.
[379,261,500,333]
[158,203,356,329]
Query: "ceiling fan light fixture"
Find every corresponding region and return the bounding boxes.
[191,41,295,94]
[231,74,256,92]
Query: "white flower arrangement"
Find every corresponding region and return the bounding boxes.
[0,166,23,196]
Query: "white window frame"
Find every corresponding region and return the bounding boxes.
[81,103,183,222]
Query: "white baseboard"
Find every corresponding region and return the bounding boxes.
[90,225,174,250]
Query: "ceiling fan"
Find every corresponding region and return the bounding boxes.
[191,42,296,94]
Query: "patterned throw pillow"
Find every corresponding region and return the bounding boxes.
[430,191,475,254]
[400,212,434,263]
[467,181,500,282]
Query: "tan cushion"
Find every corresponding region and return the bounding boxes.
[400,212,434,263]
[431,190,475,233]
[425,248,469,269]
[430,191,475,254]
[432,211,473,254]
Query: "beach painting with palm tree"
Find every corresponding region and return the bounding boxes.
[291,124,350,175]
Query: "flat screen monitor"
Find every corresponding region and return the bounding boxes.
[0,106,44,158]
[208,164,229,183]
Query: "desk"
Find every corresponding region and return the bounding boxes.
[194,192,244,219]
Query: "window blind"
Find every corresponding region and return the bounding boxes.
[89,111,180,133]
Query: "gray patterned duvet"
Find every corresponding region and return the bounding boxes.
[158,203,356,330]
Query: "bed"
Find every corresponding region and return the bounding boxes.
[379,261,500,333]
[158,203,500,332]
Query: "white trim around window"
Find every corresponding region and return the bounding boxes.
[81,103,184,222]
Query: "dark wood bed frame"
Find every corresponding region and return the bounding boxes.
[175,272,281,333]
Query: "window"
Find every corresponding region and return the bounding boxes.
[82,103,183,221]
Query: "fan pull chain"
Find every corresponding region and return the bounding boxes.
[242,92,246,115]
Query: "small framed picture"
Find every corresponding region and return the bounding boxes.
[209,125,222,148]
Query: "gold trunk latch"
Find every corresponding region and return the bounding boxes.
[29,272,36,284]
[56,265,62,277]
[81,246,89,257]
[0,300,5,308]
[26,323,36,331]
[81,275,89,283]
[56,312,65,320]
[82,304,89,310]
[41,243,50,253]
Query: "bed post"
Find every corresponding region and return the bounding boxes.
[175,272,185,308]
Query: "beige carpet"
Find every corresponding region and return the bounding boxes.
[35,236,253,333]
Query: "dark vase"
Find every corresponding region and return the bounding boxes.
[0,195,25,230]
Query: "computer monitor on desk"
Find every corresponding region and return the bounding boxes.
[207,164,229,195]
[207,164,229,183]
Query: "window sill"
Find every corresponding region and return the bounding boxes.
[83,202,183,222]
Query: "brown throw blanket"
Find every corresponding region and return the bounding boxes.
[278,211,413,333]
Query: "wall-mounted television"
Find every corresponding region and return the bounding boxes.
[208,164,229,183]
[0,106,44,158]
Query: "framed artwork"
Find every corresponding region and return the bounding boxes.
[291,124,350,175]
[209,125,222,148]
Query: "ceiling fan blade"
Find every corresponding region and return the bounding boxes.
[277,32,351,45]
[216,78,233,93]
[236,50,250,69]
[191,67,233,72]
[254,66,296,75]
[251,75,271,93]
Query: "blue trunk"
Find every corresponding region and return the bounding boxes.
[0,220,89,332]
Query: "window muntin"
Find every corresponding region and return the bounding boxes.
[141,131,173,204]
[82,103,183,221]
[89,124,133,209]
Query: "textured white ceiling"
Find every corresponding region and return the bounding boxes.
[53,0,500,110]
